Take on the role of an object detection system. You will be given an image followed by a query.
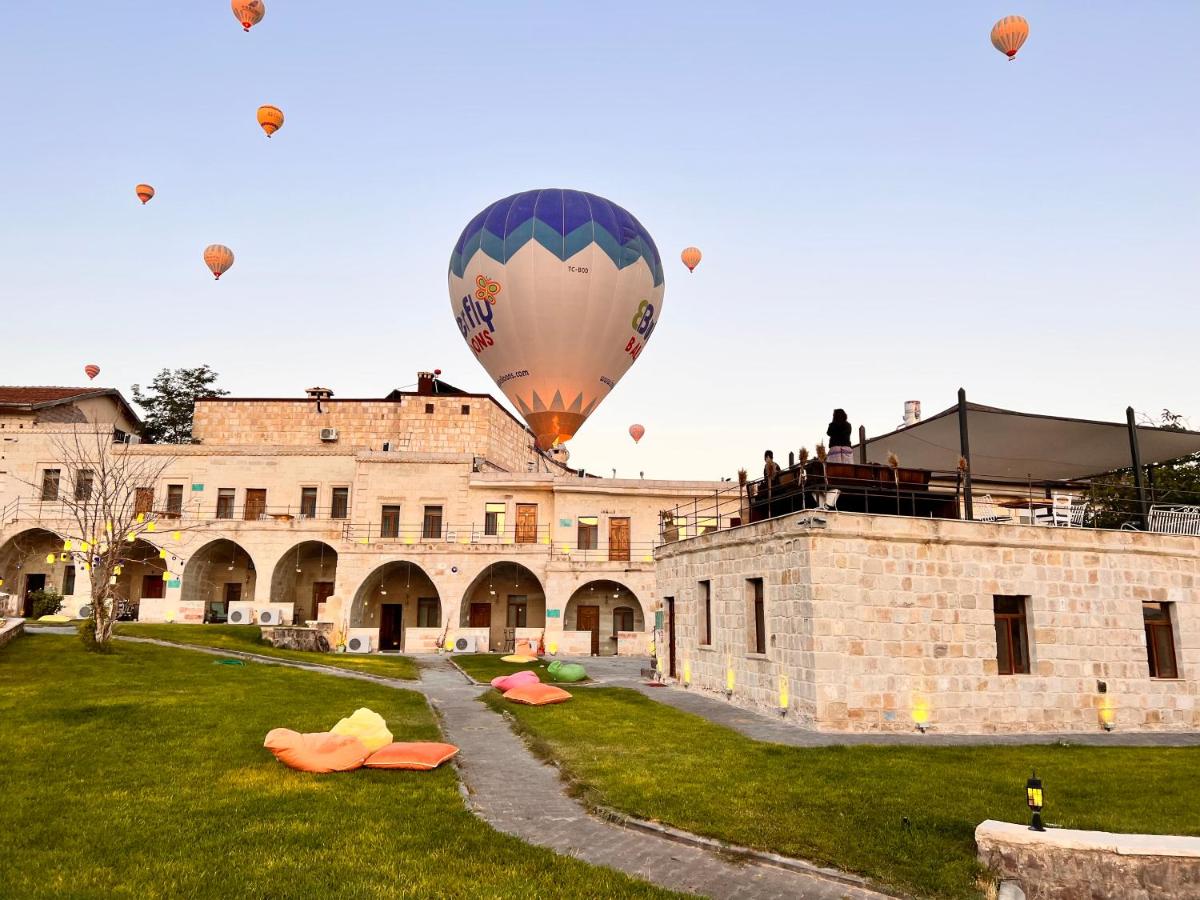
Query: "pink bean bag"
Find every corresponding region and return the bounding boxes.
[490,670,540,691]
[364,742,460,770]
[263,728,370,773]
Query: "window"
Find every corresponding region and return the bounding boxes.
[745,578,766,654]
[577,516,598,550]
[425,403,435,414]
[216,488,235,519]
[994,596,1030,675]
[112,428,128,444]
[40,469,60,501]
[699,580,712,645]
[418,598,439,628]
[62,565,76,597]
[507,597,528,628]
[134,487,154,516]
[613,606,634,634]
[331,487,349,519]
[74,470,94,502]
[165,484,184,518]
[300,487,318,518]
[381,505,401,539]
[423,505,443,539]
[461,404,470,415]
[484,502,506,536]
[1144,602,1178,679]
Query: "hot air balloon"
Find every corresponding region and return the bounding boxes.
[257,105,284,137]
[629,424,645,444]
[84,364,100,381]
[203,244,235,280]
[135,184,155,205]
[232,0,265,32]
[990,15,1029,60]
[449,189,665,450]
[681,247,702,273]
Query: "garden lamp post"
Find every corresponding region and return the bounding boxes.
[1026,771,1045,832]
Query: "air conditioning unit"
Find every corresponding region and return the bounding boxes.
[258,608,282,625]
[320,427,339,442]
[346,629,375,653]
[78,603,94,618]
[453,636,477,653]
[227,602,255,625]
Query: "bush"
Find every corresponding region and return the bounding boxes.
[77,617,112,654]
[29,589,64,619]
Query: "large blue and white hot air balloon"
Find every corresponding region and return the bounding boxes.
[449,189,665,450]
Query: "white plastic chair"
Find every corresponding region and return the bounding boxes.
[976,494,1013,524]
[1040,494,1072,527]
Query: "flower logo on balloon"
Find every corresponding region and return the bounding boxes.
[475,275,501,305]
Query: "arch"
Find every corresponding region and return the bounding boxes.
[111,538,172,620]
[269,541,339,624]
[0,528,69,617]
[459,561,547,653]
[350,560,440,652]
[181,538,257,622]
[564,579,646,657]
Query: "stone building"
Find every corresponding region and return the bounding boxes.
[0,376,726,655]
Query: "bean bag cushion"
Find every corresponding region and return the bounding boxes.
[364,742,460,770]
[38,614,71,623]
[490,670,540,691]
[501,654,538,663]
[329,707,393,753]
[503,683,572,706]
[548,662,588,683]
[263,729,369,773]
[514,638,535,656]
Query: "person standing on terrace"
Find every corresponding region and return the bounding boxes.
[827,409,854,463]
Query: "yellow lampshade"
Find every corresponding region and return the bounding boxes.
[172,531,182,542]
[45,553,56,564]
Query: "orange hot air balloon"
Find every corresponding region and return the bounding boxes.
[84,364,100,381]
[203,244,235,280]
[681,247,702,273]
[135,184,155,205]
[990,15,1029,60]
[629,424,645,444]
[232,0,265,32]
[257,105,284,138]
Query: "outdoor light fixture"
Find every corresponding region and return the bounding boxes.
[912,699,931,734]
[1026,771,1045,832]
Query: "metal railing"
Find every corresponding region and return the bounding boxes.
[340,521,660,562]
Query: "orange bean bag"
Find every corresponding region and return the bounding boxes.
[503,683,572,706]
[490,670,540,691]
[364,742,460,770]
[263,728,370,773]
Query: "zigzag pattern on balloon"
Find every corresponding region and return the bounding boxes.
[448,189,664,287]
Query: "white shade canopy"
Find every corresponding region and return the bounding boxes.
[859,401,1200,482]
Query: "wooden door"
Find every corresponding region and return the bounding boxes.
[469,602,491,628]
[134,488,154,516]
[666,596,677,679]
[608,517,630,562]
[311,581,334,621]
[141,574,165,600]
[577,605,600,655]
[515,504,537,543]
[379,603,403,651]
[244,489,267,521]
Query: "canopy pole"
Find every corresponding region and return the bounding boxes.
[858,425,867,464]
[958,388,973,520]
[1127,406,1148,529]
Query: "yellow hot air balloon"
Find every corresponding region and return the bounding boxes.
[681,246,702,273]
[203,244,235,280]
[257,105,284,138]
[232,0,265,32]
[135,184,155,205]
[990,15,1029,60]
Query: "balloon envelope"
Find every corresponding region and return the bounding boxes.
[135,184,155,204]
[629,424,645,443]
[681,247,702,272]
[990,15,1029,59]
[257,104,284,137]
[203,244,235,280]
[232,0,265,31]
[84,364,100,381]
[449,189,665,450]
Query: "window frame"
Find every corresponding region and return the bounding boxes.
[40,468,61,502]
[422,505,444,540]
[613,605,635,634]
[417,597,439,629]
[993,595,1031,675]
[299,486,318,518]
[507,597,529,628]
[73,469,94,502]
[483,502,506,537]
[330,486,349,520]
[699,580,712,646]
[747,577,766,655]
[215,488,236,520]
[380,505,402,539]
[577,515,598,550]
[1143,602,1179,679]
[165,484,184,518]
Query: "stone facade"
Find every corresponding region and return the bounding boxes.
[656,512,1199,733]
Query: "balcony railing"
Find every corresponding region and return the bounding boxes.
[339,521,658,562]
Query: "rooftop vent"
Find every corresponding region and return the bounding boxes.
[305,387,334,400]
[903,400,921,427]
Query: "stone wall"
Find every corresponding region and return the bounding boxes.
[657,512,1200,733]
[976,819,1200,899]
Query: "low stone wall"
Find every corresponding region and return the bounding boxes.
[0,617,24,650]
[261,625,330,653]
[976,819,1200,899]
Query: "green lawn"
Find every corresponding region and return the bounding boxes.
[0,635,677,899]
[452,653,591,685]
[117,623,419,680]
[486,687,1200,899]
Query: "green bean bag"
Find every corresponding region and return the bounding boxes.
[548,661,587,683]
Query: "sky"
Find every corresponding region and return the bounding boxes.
[0,2,1196,480]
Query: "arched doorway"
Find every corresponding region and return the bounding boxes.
[181,539,256,622]
[459,562,546,653]
[111,539,172,620]
[351,561,440,652]
[564,580,645,656]
[0,528,71,617]
[269,541,338,624]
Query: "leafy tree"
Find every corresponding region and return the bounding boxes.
[1087,410,1200,527]
[132,365,228,444]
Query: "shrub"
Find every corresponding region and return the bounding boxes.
[77,617,112,654]
[29,589,64,619]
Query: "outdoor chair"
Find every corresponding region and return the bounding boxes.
[976,494,1013,524]
[1035,494,1073,527]
[1069,500,1091,527]
[1147,505,1200,536]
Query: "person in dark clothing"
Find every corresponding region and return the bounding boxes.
[826,409,853,463]
[763,449,781,482]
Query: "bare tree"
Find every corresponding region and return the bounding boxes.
[18,426,207,648]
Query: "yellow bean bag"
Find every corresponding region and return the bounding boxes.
[503,683,572,706]
[329,707,393,753]
[364,742,459,770]
[501,654,538,663]
[263,729,369,773]
[38,614,71,623]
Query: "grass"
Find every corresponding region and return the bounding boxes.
[452,653,590,685]
[0,634,679,899]
[117,623,419,681]
[485,686,1200,899]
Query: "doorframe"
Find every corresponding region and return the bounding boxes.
[379,602,404,651]
[577,604,601,656]
[666,596,677,679]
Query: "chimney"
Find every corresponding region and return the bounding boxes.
[903,400,921,427]
[417,372,435,396]
[305,387,334,414]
